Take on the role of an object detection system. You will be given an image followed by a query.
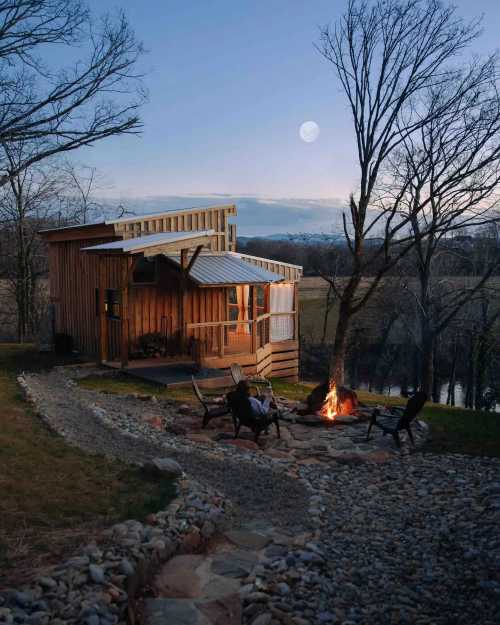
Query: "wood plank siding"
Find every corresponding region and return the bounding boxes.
[42,204,300,381]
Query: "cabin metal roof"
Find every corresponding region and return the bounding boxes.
[166,253,284,286]
[81,230,215,253]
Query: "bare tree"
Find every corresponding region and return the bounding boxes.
[317,0,485,384]
[60,161,134,224]
[0,0,145,186]
[0,143,64,340]
[0,139,132,340]
[390,66,500,396]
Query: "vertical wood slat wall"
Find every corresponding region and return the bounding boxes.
[44,204,301,375]
[116,205,237,252]
[46,205,237,358]
[49,242,227,359]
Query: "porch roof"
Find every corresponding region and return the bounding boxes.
[81,230,215,255]
[166,252,284,286]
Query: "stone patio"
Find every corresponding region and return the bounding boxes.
[171,395,429,465]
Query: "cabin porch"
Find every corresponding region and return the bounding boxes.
[105,358,232,388]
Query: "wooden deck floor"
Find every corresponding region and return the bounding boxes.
[105,358,232,388]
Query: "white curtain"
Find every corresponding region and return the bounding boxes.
[236,285,250,334]
[270,284,294,341]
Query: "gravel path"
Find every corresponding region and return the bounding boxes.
[22,370,310,531]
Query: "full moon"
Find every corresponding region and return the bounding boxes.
[299,120,320,143]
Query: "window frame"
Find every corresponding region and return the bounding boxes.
[131,257,159,286]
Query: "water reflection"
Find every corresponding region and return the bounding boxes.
[354,380,499,412]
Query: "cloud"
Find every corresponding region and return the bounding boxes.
[104,194,348,236]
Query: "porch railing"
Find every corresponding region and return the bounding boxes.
[185,312,296,359]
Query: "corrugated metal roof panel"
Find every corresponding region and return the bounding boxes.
[81,230,214,253]
[167,253,283,285]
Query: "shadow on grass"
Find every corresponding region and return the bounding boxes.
[0,343,177,587]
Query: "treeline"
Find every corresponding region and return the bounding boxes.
[238,230,500,278]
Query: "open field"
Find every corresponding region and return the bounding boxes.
[0,344,175,587]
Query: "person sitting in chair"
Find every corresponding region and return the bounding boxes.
[227,380,280,442]
[234,380,273,418]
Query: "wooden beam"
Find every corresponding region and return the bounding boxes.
[142,235,215,257]
[178,248,189,351]
[120,257,130,369]
[98,256,108,364]
[251,286,258,353]
[186,244,203,274]
[180,248,188,271]
[293,282,299,341]
[218,325,225,358]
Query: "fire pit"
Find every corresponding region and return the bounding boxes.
[294,381,359,426]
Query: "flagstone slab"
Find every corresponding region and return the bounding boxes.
[224,530,272,551]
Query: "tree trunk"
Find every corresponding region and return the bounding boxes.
[321,285,334,346]
[432,340,440,403]
[420,333,435,398]
[329,299,351,385]
[474,335,488,410]
[369,313,398,392]
[464,332,476,409]
[447,335,458,406]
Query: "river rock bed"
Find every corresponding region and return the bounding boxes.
[0,477,227,625]
[4,366,500,625]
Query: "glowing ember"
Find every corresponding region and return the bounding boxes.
[319,381,339,421]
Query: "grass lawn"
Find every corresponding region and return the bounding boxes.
[0,344,176,588]
[77,373,500,458]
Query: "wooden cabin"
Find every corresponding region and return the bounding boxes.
[40,205,302,383]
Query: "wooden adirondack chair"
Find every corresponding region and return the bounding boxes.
[230,362,272,392]
[191,376,230,428]
[366,391,427,447]
[226,389,280,443]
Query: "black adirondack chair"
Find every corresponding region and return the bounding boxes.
[366,391,427,447]
[226,389,281,443]
[191,376,230,428]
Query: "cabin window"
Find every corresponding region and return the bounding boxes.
[228,286,240,321]
[255,286,265,314]
[95,288,121,319]
[227,286,265,321]
[132,257,157,284]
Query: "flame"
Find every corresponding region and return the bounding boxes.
[319,381,338,421]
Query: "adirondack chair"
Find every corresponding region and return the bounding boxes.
[366,391,427,447]
[230,362,272,392]
[191,376,230,428]
[226,388,281,443]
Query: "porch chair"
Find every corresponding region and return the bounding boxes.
[226,389,281,443]
[366,391,427,447]
[230,362,272,392]
[191,376,230,428]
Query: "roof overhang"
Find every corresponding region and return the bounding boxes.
[165,252,284,287]
[81,230,215,255]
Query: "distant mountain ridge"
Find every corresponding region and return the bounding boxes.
[237,232,346,244]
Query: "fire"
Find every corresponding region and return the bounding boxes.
[319,381,339,421]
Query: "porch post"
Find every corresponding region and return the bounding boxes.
[264,284,270,345]
[120,257,130,369]
[251,285,258,352]
[98,256,108,364]
[293,282,299,341]
[179,248,188,351]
